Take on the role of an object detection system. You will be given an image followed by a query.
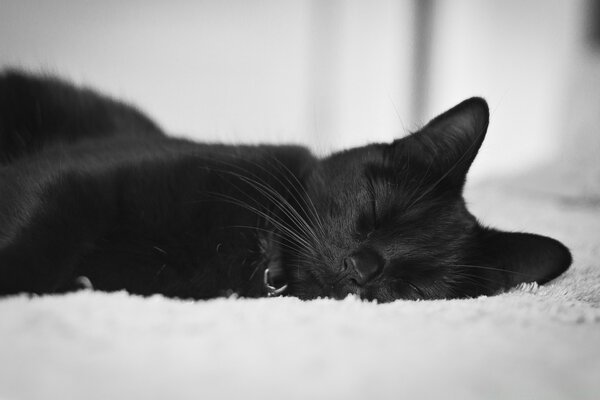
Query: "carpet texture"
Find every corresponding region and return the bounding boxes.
[0,178,599,400]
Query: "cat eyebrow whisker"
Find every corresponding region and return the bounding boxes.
[403,159,433,209]
[452,271,498,284]
[450,272,500,290]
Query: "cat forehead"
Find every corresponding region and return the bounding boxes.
[312,146,469,223]
[322,143,386,168]
[318,143,420,186]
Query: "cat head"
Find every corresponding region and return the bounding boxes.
[283,98,571,301]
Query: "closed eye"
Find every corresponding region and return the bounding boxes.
[367,177,379,230]
[355,214,375,240]
[355,178,380,240]
[370,197,378,228]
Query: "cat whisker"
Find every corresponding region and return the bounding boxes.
[200,162,321,247]
[189,163,312,242]
[262,154,326,238]
[203,191,316,257]
[449,272,498,291]
[229,172,319,244]
[230,225,322,264]
[195,153,324,243]
[450,264,535,278]
[452,271,500,285]
[222,199,313,253]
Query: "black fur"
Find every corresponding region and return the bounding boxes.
[0,70,572,301]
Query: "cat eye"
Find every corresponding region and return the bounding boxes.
[366,206,376,239]
[354,200,378,241]
[365,178,379,230]
[370,198,378,227]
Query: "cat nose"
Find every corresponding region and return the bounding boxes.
[343,249,383,285]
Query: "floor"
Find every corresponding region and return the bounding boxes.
[0,174,598,400]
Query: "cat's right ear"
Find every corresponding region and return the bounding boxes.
[392,97,489,189]
[478,228,572,290]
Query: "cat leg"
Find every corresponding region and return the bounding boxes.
[0,69,164,164]
[0,169,117,295]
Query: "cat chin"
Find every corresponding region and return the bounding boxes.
[298,282,397,302]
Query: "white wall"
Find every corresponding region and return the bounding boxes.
[0,0,313,144]
[306,0,416,154]
[0,0,414,155]
[0,0,587,181]
[425,0,584,181]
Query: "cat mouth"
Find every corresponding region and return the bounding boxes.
[354,286,367,298]
[338,281,371,300]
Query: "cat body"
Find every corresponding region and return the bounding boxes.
[0,71,571,301]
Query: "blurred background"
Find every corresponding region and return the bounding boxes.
[1,0,598,188]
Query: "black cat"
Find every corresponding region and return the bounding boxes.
[0,70,571,301]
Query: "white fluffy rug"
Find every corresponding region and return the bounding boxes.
[1,179,599,400]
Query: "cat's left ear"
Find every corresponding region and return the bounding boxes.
[395,97,489,189]
[478,228,572,290]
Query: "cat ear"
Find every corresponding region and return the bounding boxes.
[479,229,572,289]
[395,97,489,188]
